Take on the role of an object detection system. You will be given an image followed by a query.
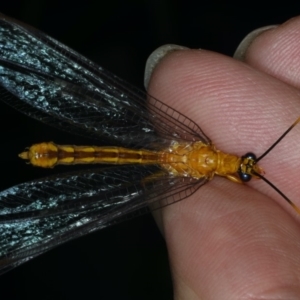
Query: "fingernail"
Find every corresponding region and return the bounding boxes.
[144,44,189,89]
[233,25,278,61]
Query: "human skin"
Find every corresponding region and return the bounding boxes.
[147,17,300,299]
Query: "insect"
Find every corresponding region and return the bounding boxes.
[0,13,299,276]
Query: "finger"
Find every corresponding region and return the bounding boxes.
[234,16,300,90]
[147,48,300,299]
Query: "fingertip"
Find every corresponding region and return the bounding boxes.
[233,25,278,61]
[144,44,189,90]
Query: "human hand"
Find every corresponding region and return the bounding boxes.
[146,17,300,299]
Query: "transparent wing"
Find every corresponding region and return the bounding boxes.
[0,13,210,148]
[0,165,207,274]
[0,13,211,274]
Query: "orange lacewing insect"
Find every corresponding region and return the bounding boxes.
[0,13,299,275]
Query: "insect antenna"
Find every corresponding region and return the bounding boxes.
[252,170,300,214]
[256,116,300,162]
[254,116,300,214]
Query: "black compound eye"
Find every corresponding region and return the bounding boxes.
[242,152,257,160]
[239,172,252,182]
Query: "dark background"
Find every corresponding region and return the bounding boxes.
[0,1,299,299]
